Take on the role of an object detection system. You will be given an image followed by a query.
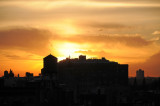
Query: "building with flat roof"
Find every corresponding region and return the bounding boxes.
[41,54,58,77]
[58,55,128,90]
[136,69,144,80]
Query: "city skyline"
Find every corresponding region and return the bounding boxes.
[0,54,156,78]
[0,0,160,77]
[1,53,159,106]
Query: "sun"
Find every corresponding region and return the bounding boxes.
[51,42,84,61]
[50,40,95,61]
[59,43,77,56]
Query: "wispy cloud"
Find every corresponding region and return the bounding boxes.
[58,34,153,48]
[152,30,160,35]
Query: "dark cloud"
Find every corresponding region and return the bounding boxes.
[130,51,160,77]
[142,51,160,72]
[4,54,20,59]
[0,53,41,60]
[0,27,53,55]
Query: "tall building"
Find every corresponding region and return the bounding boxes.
[136,69,144,85]
[41,54,58,77]
[136,69,144,80]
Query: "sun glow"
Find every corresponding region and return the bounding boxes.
[59,24,79,36]
[51,42,85,61]
[48,20,81,37]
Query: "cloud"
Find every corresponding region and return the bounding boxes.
[61,35,153,48]
[1,0,160,29]
[0,27,54,55]
[78,22,133,29]
[152,31,160,35]
[130,51,160,77]
[3,54,21,59]
[150,37,159,41]
[145,51,160,76]
[0,53,41,61]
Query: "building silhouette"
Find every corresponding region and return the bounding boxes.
[58,55,128,91]
[4,69,14,78]
[136,69,144,80]
[26,72,33,80]
[41,54,58,77]
[39,54,128,93]
[9,69,14,78]
[1,54,160,106]
[4,70,9,78]
[79,55,86,62]
[136,69,145,85]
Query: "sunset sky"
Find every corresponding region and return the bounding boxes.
[0,0,160,77]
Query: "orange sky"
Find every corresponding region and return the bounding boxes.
[0,0,160,77]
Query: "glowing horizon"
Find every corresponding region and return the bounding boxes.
[0,0,160,77]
